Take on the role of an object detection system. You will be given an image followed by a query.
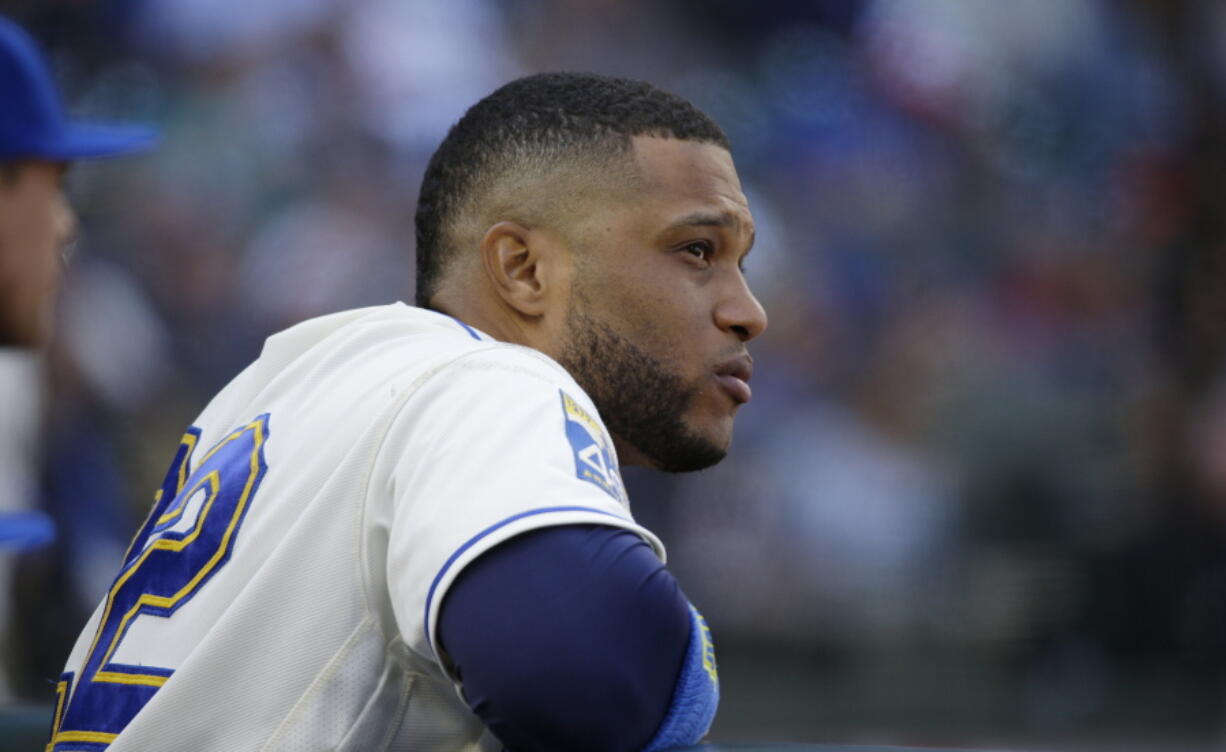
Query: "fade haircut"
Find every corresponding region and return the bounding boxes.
[413,72,730,307]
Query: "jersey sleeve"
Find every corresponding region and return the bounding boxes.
[438,525,693,752]
[376,346,664,665]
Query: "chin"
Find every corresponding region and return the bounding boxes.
[0,314,42,348]
[651,446,727,474]
[646,423,731,474]
[695,412,736,451]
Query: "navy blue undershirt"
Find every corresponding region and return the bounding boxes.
[437,524,691,752]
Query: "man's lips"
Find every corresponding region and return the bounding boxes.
[714,355,753,405]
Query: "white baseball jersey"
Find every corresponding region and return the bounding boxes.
[48,303,662,752]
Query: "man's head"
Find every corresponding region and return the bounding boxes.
[0,15,154,347]
[417,73,767,472]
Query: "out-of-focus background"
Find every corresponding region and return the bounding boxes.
[2,0,1225,749]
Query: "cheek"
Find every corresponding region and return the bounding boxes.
[5,198,63,298]
[619,290,703,360]
[20,211,60,285]
[3,183,56,241]
[582,259,711,368]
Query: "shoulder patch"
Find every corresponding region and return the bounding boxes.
[559,390,627,503]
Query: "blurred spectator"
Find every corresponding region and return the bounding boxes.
[0,13,153,701]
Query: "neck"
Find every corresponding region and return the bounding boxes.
[430,294,539,352]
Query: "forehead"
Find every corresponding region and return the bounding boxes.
[625,136,751,229]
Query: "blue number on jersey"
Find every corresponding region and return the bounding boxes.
[46,415,271,750]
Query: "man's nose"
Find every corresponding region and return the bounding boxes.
[716,273,768,343]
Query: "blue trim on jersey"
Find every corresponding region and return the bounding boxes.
[642,605,720,752]
[449,315,483,341]
[423,505,628,649]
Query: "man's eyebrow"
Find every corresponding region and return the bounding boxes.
[666,211,755,248]
[674,211,755,256]
[668,211,742,232]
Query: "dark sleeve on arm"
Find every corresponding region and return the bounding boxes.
[437,524,691,752]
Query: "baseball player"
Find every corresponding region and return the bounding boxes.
[48,73,764,751]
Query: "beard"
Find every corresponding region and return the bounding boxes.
[557,306,726,473]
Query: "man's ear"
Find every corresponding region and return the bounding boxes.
[480,221,556,318]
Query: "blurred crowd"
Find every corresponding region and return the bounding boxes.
[3,0,1226,746]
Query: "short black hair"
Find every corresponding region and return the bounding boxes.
[413,72,730,306]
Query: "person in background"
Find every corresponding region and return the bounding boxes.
[0,14,154,699]
[0,14,155,350]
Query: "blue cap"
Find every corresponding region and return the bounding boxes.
[0,16,155,161]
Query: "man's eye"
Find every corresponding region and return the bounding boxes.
[682,241,713,262]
